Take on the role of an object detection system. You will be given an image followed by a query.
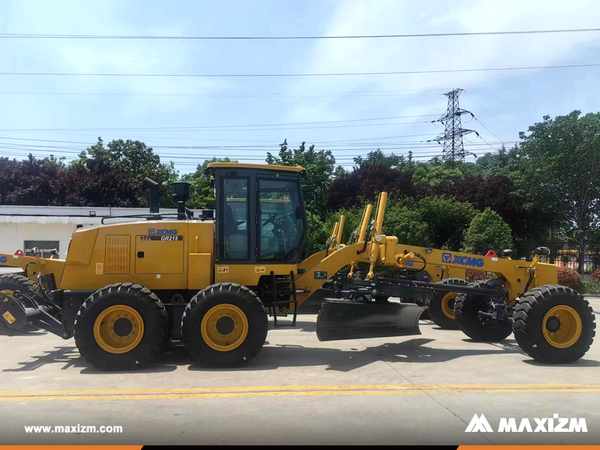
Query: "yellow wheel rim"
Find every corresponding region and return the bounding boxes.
[542,305,582,349]
[201,304,249,352]
[441,292,457,320]
[93,305,144,354]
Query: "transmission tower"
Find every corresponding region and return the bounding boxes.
[431,88,479,162]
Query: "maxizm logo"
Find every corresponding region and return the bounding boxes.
[441,252,484,268]
[465,414,587,433]
[148,228,178,235]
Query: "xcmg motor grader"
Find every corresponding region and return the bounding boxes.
[0,163,595,370]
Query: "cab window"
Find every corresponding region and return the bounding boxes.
[258,178,305,261]
[222,178,249,260]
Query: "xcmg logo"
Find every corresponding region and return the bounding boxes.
[465,414,587,433]
[442,252,484,268]
[148,228,178,235]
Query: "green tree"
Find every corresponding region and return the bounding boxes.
[517,111,600,273]
[183,157,236,209]
[462,208,513,255]
[383,205,430,247]
[266,140,335,216]
[354,149,415,171]
[324,207,365,246]
[77,138,179,207]
[412,162,464,186]
[416,196,476,250]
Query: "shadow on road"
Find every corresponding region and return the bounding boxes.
[522,358,600,367]
[188,338,519,372]
[4,345,180,374]
[5,336,597,374]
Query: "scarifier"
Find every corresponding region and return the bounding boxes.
[0,163,595,370]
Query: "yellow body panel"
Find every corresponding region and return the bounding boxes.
[135,235,184,274]
[68,228,98,266]
[215,264,298,285]
[57,220,214,291]
[188,253,213,290]
[105,235,131,274]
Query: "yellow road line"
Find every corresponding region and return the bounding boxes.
[1,385,600,402]
[0,382,598,397]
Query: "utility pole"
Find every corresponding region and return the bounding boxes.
[431,88,479,162]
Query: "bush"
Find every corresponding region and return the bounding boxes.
[461,208,513,255]
[591,268,600,281]
[580,280,600,296]
[557,265,582,289]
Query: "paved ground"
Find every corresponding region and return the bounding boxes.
[0,298,598,445]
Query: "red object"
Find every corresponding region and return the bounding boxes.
[14,250,24,256]
[485,250,498,258]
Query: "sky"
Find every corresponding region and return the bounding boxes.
[0,0,599,174]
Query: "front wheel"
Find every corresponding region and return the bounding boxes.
[0,274,42,335]
[513,285,595,363]
[454,283,512,342]
[182,283,268,367]
[429,278,469,329]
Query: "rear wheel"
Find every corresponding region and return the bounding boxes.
[455,280,512,342]
[74,283,168,371]
[429,278,469,329]
[513,285,595,363]
[182,283,268,367]
[0,274,41,335]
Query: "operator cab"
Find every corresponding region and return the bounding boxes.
[206,163,308,264]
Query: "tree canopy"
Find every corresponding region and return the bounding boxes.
[2,110,599,271]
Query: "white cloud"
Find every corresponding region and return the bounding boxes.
[287,0,600,124]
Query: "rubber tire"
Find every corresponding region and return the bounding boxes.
[182,283,268,367]
[0,274,41,335]
[429,278,469,329]
[513,285,595,363]
[74,283,168,371]
[455,281,513,342]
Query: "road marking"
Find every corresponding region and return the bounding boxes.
[1,382,599,396]
[1,383,600,402]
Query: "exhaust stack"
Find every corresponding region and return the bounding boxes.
[145,178,160,214]
[172,182,191,220]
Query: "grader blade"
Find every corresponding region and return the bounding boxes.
[316,299,426,341]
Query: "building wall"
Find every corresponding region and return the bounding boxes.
[0,206,207,260]
[0,219,96,259]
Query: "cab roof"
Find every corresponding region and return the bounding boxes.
[206,162,305,173]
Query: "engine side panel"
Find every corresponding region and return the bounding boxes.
[59,221,214,291]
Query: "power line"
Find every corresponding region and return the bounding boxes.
[0,142,504,155]
[474,117,505,145]
[0,120,435,133]
[465,91,518,138]
[0,135,519,149]
[0,63,598,78]
[475,135,499,154]
[1,28,598,40]
[0,90,444,98]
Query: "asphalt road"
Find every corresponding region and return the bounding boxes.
[0,299,598,445]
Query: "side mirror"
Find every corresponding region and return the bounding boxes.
[500,249,513,258]
[533,246,551,256]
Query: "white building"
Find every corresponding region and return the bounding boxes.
[0,205,203,259]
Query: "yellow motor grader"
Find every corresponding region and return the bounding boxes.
[0,163,595,369]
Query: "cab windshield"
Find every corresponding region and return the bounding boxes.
[258,178,306,261]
